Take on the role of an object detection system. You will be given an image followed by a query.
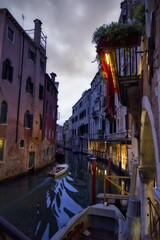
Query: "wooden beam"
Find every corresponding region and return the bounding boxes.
[97,193,129,200]
[105,175,130,179]
[105,177,129,195]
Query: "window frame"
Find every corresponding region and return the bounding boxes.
[2,59,13,82]
[28,48,36,63]
[39,84,44,100]
[26,77,34,94]
[7,26,15,43]
[24,110,33,129]
[0,101,8,124]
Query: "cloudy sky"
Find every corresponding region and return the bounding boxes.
[1,0,122,125]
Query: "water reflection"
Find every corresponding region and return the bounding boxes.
[0,151,129,239]
[33,174,84,240]
[0,151,92,240]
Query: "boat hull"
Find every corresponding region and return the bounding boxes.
[51,203,125,240]
[48,164,69,178]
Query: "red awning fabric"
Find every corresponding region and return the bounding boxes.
[99,52,116,120]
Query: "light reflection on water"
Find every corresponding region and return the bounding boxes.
[49,177,83,230]
[0,151,94,240]
[33,175,84,240]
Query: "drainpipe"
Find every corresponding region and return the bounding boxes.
[15,33,24,143]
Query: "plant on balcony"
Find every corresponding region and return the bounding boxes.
[92,21,143,50]
[133,3,145,26]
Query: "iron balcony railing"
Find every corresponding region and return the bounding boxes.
[148,197,160,240]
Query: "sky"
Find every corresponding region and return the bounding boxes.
[1,0,122,125]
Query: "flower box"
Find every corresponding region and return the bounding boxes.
[97,34,141,52]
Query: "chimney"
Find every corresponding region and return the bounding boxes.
[55,82,59,90]
[34,19,42,46]
[50,72,57,82]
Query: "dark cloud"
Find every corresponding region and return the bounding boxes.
[0,0,122,124]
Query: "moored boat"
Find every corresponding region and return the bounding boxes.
[48,164,69,178]
[51,203,125,240]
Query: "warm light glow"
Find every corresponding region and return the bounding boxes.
[0,139,4,148]
[105,52,117,89]
[104,169,107,175]
[105,53,110,65]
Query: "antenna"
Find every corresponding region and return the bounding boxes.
[22,14,25,28]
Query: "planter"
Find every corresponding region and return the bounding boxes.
[97,34,141,52]
[92,22,143,53]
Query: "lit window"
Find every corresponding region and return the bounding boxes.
[0,139,5,161]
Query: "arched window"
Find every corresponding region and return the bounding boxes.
[2,59,13,82]
[26,77,33,94]
[0,101,7,123]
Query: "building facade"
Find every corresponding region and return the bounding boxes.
[88,72,108,158]
[43,72,59,163]
[0,9,58,181]
[56,124,64,146]
[71,89,91,153]
[94,0,160,238]
[64,69,130,177]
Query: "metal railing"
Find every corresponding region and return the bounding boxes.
[103,174,130,203]
[148,197,160,240]
[0,216,30,240]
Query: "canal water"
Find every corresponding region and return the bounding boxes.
[0,151,105,240]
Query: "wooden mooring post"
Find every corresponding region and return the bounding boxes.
[91,157,96,204]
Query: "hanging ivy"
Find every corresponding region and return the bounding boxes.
[133,4,145,26]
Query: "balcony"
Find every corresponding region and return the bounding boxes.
[107,130,131,143]
[93,22,142,112]
[116,46,141,107]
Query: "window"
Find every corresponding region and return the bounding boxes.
[20,140,24,148]
[39,84,44,100]
[0,139,5,161]
[39,114,43,130]
[2,59,13,82]
[7,26,14,43]
[24,110,33,128]
[0,101,7,124]
[26,77,33,94]
[40,59,45,71]
[28,49,36,62]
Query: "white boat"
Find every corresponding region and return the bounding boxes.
[51,203,125,240]
[48,164,69,178]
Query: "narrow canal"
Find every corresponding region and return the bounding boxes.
[0,151,106,240]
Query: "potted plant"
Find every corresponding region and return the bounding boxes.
[92,21,143,51]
